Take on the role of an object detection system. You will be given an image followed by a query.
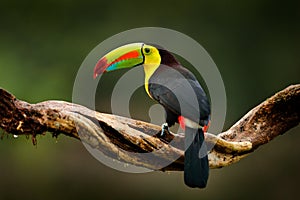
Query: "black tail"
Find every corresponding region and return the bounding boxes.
[184,127,209,188]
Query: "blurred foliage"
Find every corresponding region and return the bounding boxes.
[0,1,299,200]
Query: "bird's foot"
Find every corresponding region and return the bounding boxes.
[153,123,174,143]
[160,123,170,137]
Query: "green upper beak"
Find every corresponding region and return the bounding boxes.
[93,43,144,79]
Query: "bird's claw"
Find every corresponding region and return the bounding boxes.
[161,123,170,137]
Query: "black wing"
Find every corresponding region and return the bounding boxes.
[148,64,210,126]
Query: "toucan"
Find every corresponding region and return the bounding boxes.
[93,43,211,188]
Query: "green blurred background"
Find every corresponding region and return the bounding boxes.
[0,1,299,200]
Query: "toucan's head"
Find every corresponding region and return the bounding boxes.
[93,43,179,79]
[93,43,163,79]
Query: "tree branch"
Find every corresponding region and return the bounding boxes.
[0,85,299,170]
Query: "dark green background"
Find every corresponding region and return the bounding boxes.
[0,1,299,200]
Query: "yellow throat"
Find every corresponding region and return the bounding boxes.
[142,45,161,98]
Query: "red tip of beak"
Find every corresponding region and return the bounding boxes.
[93,57,108,79]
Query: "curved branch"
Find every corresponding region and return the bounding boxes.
[0,84,299,170]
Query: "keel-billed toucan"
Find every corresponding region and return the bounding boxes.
[93,43,211,188]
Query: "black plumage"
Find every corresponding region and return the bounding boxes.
[148,47,210,188]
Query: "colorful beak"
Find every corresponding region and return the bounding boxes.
[93,43,144,79]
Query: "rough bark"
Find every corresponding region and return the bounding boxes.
[0,84,299,170]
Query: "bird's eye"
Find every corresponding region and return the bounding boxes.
[144,47,151,54]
